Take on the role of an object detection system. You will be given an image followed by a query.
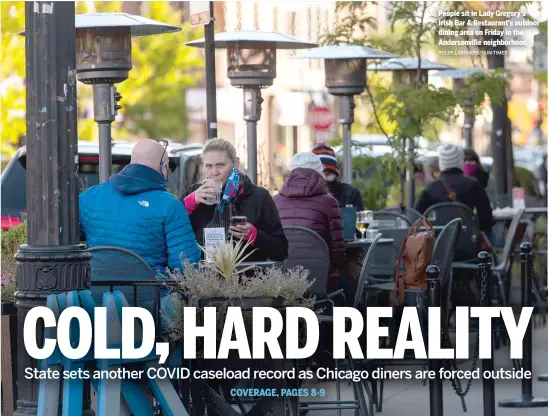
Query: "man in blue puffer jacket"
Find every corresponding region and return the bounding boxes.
[79,139,200,275]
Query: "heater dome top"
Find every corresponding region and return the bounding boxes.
[296,44,396,60]
[367,57,454,72]
[186,30,317,50]
[432,67,486,79]
[76,13,181,36]
[20,13,181,37]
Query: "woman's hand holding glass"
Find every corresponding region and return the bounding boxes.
[194,179,222,205]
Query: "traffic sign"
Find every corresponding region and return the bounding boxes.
[308,106,334,132]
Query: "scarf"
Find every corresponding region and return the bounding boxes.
[218,168,240,213]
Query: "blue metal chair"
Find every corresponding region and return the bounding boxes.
[88,246,160,310]
[423,202,479,261]
[304,234,382,416]
[38,289,187,416]
[367,228,409,282]
[281,225,331,298]
[363,220,464,412]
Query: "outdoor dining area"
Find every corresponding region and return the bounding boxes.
[2,199,547,416]
[1,2,548,416]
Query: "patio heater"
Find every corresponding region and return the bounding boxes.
[186,31,316,184]
[75,13,180,182]
[433,67,486,149]
[367,57,453,208]
[296,45,396,184]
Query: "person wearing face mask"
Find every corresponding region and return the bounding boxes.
[182,138,288,262]
[79,139,201,274]
[312,144,364,211]
[312,144,365,298]
[415,144,493,237]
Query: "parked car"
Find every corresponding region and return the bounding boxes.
[1,141,203,230]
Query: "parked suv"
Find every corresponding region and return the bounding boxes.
[1,141,203,230]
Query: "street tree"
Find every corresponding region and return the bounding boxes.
[324,1,509,207]
[1,1,204,160]
[1,2,26,160]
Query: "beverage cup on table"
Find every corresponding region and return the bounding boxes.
[366,229,378,240]
[357,211,370,239]
[361,211,373,239]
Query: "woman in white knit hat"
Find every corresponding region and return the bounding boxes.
[414,144,493,237]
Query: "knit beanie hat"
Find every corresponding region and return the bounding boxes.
[290,152,324,175]
[438,144,464,172]
[312,143,339,176]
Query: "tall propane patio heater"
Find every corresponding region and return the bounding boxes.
[433,67,486,149]
[296,45,396,184]
[367,57,453,208]
[75,13,180,182]
[186,31,316,184]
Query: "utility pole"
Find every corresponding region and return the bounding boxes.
[204,1,217,139]
[16,2,91,414]
[485,32,515,203]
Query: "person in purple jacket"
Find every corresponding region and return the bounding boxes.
[274,152,347,294]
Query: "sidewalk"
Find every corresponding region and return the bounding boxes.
[304,323,549,415]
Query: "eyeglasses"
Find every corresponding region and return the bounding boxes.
[159,139,168,163]
[159,140,169,178]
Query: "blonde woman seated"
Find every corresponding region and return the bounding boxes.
[181,138,288,262]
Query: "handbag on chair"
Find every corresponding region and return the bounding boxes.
[393,217,435,306]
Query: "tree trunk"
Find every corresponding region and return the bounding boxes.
[484,32,515,203]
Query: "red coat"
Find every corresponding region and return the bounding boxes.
[274,168,346,284]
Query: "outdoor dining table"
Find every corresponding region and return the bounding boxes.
[345,237,393,249]
[492,206,548,221]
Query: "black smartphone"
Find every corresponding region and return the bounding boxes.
[230,216,247,226]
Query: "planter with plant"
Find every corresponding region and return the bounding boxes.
[164,239,315,359]
[1,222,26,314]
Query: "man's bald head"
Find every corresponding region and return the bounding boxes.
[131,139,167,172]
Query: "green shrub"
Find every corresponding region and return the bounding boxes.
[353,179,389,211]
[1,222,27,301]
[351,156,393,210]
[1,282,16,301]
[1,222,27,258]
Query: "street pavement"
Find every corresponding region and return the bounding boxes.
[303,321,549,415]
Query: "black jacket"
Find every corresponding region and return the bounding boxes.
[414,168,493,233]
[473,168,489,189]
[183,174,288,262]
[327,180,364,210]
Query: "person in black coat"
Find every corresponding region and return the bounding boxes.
[312,143,364,300]
[181,138,288,262]
[415,144,493,235]
[312,143,364,211]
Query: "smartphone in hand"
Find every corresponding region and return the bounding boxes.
[230,216,247,226]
